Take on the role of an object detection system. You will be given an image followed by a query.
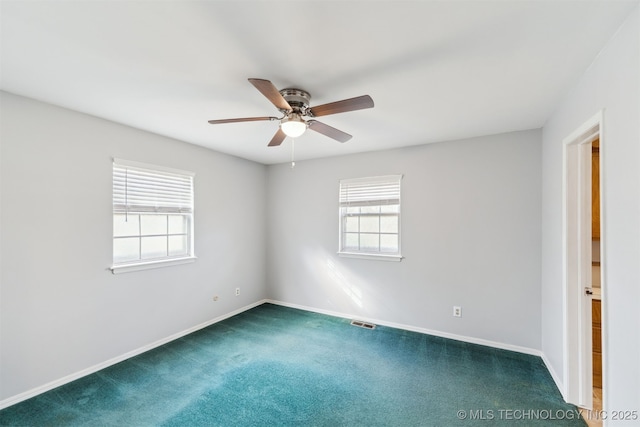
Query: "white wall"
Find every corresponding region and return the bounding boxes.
[6,5,638,406]
[0,92,267,401]
[267,130,542,351]
[541,4,639,418]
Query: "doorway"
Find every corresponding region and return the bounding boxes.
[589,138,603,425]
[562,110,604,414]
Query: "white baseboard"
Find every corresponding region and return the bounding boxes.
[0,300,268,411]
[540,352,567,401]
[265,299,544,357]
[2,299,567,411]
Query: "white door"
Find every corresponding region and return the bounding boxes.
[562,111,602,409]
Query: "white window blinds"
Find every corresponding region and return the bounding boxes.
[339,175,402,207]
[113,159,194,214]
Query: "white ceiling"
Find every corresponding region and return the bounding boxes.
[1,1,637,165]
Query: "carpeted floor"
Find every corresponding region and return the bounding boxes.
[0,303,586,426]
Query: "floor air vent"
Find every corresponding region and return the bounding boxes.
[351,320,376,329]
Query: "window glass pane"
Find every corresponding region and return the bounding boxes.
[141,236,167,259]
[114,237,140,263]
[361,205,380,214]
[381,215,398,233]
[168,215,187,234]
[168,235,188,256]
[381,204,399,214]
[360,233,379,251]
[141,214,167,236]
[343,233,359,250]
[114,214,139,237]
[380,234,399,253]
[360,216,379,233]
[345,216,359,233]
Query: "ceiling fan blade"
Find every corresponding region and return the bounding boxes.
[307,120,352,143]
[268,128,287,147]
[310,95,374,117]
[248,78,292,111]
[208,116,277,125]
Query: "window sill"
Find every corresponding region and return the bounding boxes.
[110,256,197,274]
[337,252,403,262]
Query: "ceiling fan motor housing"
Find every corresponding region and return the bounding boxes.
[279,88,311,115]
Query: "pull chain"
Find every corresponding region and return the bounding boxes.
[291,138,296,169]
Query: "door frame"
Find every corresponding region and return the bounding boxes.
[562,110,604,408]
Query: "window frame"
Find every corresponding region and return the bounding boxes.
[110,158,196,274]
[338,175,403,262]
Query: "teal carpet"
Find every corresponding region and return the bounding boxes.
[0,303,585,426]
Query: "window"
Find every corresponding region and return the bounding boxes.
[338,175,402,261]
[111,159,195,273]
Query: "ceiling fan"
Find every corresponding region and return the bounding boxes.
[208,78,374,147]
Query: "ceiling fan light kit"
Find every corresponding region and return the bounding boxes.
[280,113,307,138]
[208,78,374,147]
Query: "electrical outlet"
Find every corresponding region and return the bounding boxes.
[453,306,462,317]
[235,287,240,297]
